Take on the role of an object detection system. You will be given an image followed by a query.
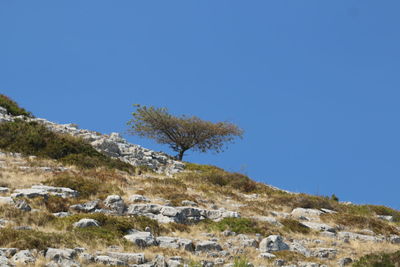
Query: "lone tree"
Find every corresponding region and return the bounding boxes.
[127,105,243,160]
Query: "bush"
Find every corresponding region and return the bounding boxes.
[53,213,164,246]
[180,163,258,193]
[0,119,134,172]
[280,219,310,234]
[203,217,270,235]
[353,251,400,267]
[0,94,33,117]
[321,213,398,235]
[0,228,75,250]
[44,173,122,199]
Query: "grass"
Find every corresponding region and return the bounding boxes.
[0,228,75,250]
[0,94,33,117]
[352,251,400,267]
[280,218,310,234]
[202,217,271,235]
[44,172,123,199]
[321,213,398,235]
[180,163,258,193]
[52,213,164,247]
[0,119,135,172]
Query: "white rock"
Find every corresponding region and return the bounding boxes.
[195,241,222,252]
[11,250,35,264]
[259,252,276,259]
[259,235,289,252]
[301,222,335,232]
[123,230,157,247]
[73,219,100,228]
[291,208,322,218]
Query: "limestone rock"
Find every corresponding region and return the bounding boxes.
[156,236,194,251]
[70,200,100,213]
[291,208,322,218]
[11,250,36,264]
[259,235,289,252]
[106,252,145,264]
[73,218,100,228]
[300,222,335,232]
[195,241,223,252]
[104,195,125,214]
[123,230,157,247]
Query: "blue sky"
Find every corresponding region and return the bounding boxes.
[1,1,400,209]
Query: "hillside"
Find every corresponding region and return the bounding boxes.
[0,95,399,267]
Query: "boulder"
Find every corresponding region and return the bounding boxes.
[73,219,100,228]
[45,248,77,261]
[104,195,125,214]
[94,255,127,266]
[311,248,337,259]
[195,241,222,252]
[31,185,78,198]
[70,200,100,213]
[12,188,48,199]
[123,230,157,247]
[0,197,14,205]
[338,257,353,266]
[129,195,150,203]
[14,199,31,212]
[259,235,289,252]
[11,250,36,264]
[259,252,276,259]
[0,187,9,194]
[156,236,194,251]
[301,222,335,232]
[291,208,322,218]
[106,252,145,264]
[0,256,14,267]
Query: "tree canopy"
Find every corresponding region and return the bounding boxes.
[127,105,243,160]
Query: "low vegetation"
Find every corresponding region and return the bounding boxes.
[0,119,134,172]
[353,251,400,267]
[280,218,310,234]
[44,172,123,199]
[0,94,33,117]
[203,217,271,235]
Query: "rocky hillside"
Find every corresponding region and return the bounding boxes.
[0,95,399,267]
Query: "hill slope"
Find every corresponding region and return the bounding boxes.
[0,95,399,267]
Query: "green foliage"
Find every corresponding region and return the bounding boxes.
[353,251,400,267]
[0,228,75,250]
[0,119,134,172]
[280,218,310,234]
[44,173,122,199]
[331,194,339,202]
[0,205,55,226]
[0,94,33,117]
[128,104,243,160]
[322,213,398,235]
[179,164,258,193]
[53,213,163,245]
[233,257,252,267]
[203,217,269,235]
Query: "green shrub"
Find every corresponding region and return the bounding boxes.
[203,217,269,235]
[353,251,400,267]
[321,213,398,235]
[280,218,310,234]
[44,173,122,199]
[0,119,134,172]
[180,164,258,193]
[233,257,252,267]
[0,94,33,117]
[53,213,163,246]
[0,228,75,250]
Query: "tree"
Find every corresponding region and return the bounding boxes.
[127,105,243,160]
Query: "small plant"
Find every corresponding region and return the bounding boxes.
[353,251,400,267]
[0,94,33,117]
[280,218,310,234]
[0,119,134,172]
[233,257,252,267]
[331,194,339,202]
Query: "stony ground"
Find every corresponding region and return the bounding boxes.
[0,152,399,267]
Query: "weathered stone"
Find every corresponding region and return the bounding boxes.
[31,185,78,198]
[0,187,9,194]
[12,188,48,199]
[95,255,127,266]
[389,235,400,244]
[156,236,194,251]
[254,216,283,227]
[236,234,258,248]
[376,215,394,222]
[259,252,276,259]
[45,248,77,261]
[338,231,383,242]
[289,242,311,257]
[73,218,100,228]
[129,195,150,203]
[104,195,125,214]
[311,248,337,259]
[291,208,322,218]
[124,230,157,247]
[14,199,31,212]
[11,250,36,264]
[0,256,14,267]
[195,241,223,252]
[53,212,71,217]
[259,235,289,252]
[70,200,100,213]
[106,252,145,264]
[338,257,353,266]
[301,222,335,232]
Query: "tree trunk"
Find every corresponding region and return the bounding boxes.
[177,150,185,161]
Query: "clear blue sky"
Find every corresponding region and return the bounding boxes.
[1,1,400,209]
